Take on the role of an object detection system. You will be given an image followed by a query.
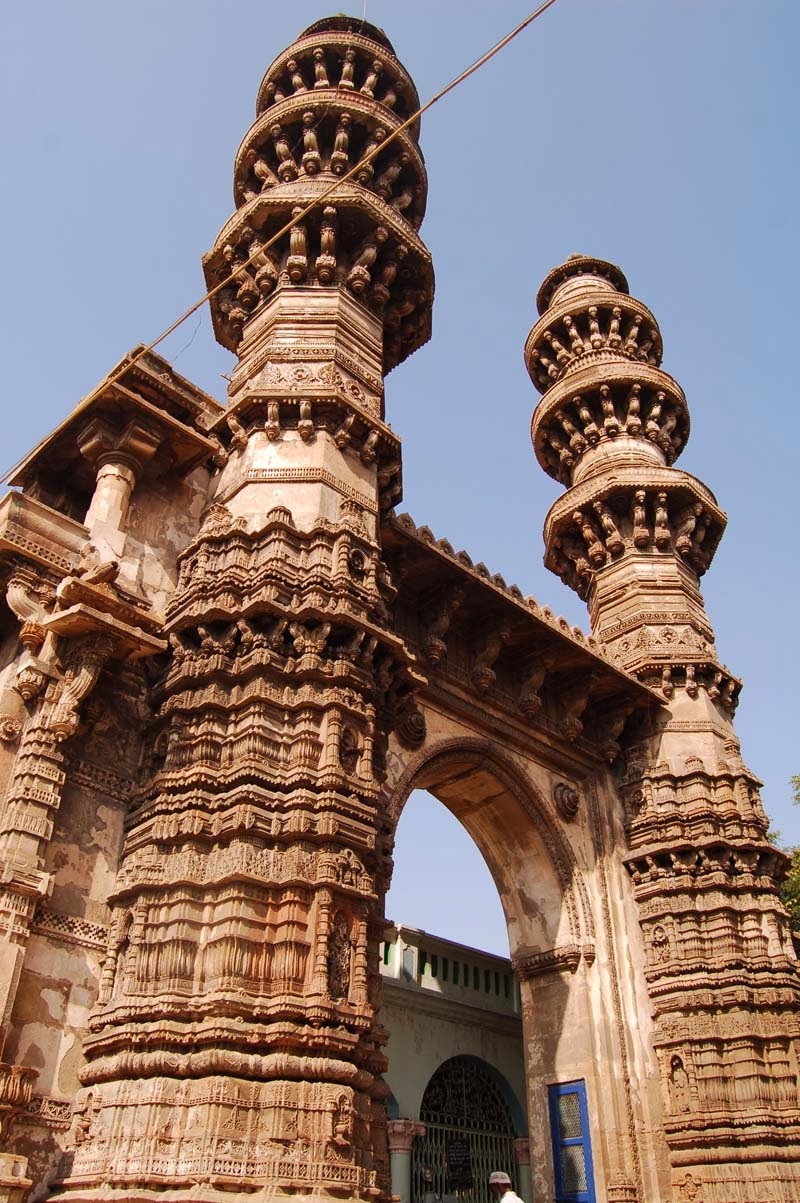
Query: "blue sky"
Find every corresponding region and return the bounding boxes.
[1,1,798,954]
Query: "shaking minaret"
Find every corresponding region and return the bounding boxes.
[54,18,433,1203]
[528,254,730,704]
[528,255,800,1202]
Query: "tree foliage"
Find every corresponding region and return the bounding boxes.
[782,848,800,931]
[779,777,800,931]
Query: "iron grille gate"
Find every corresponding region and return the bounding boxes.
[412,1057,518,1203]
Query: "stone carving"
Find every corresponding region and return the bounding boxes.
[347,227,389,295]
[668,1055,691,1113]
[271,122,298,181]
[287,206,309,282]
[0,21,793,1203]
[75,540,119,585]
[678,1173,702,1201]
[650,923,670,963]
[0,718,21,745]
[518,652,553,719]
[301,110,321,174]
[330,113,352,174]
[327,912,352,1000]
[47,631,119,741]
[559,673,594,742]
[315,205,337,283]
[21,1094,72,1130]
[394,697,426,749]
[654,492,671,550]
[312,47,329,88]
[513,945,584,978]
[31,907,108,950]
[422,585,464,664]
[470,621,510,693]
[0,1065,36,1143]
[553,781,580,821]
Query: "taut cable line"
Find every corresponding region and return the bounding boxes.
[4,0,560,482]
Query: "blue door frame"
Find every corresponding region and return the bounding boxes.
[548,1080,596,1203]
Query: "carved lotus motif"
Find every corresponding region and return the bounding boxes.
[394,698,425,748]
[0,715,22,743]
[553,781,580,821]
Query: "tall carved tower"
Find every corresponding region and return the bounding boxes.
[0,20,797,1203]
[527,255,800,1201]
[52,17,433,1203]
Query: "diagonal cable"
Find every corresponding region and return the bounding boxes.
[4,0,561,481]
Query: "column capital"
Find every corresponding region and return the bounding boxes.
[387,1119,426,1153]
[76,416,162,476]
[513,1138,530,1166]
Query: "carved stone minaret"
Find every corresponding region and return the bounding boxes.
[3,21,799,1203]
[528,256,800,1200]
[528,254,730,702]
[52,18,432,1203]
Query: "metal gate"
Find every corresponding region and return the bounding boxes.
[412,1056,518,1203]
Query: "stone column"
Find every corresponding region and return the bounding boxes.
[525,253,800,1202]
[77,417,162,546]
[53,18,434,1203]
[387,1119,425,1203]
[514,1138,533,1202]
[84,455,138,531]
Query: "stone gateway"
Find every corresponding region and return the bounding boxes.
[0,15,796,1203]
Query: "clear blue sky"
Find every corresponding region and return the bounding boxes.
[2,1,798,954]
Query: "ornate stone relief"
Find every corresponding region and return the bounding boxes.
[0,20,794,1203]
[553,781,580,821]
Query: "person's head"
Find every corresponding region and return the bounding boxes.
[489,1171,512,1198]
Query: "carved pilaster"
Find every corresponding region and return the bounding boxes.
[77,416,162,535]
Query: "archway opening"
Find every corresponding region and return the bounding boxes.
[412,1056,522,1203]
[380,740,593,1203]
[386,789,509,955]
[385,742,583,964]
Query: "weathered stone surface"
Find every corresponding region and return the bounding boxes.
[0,18,793,1203]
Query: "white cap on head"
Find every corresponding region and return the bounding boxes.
[489,1172,511,1187]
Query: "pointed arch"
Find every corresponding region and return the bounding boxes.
[383,736,595,960]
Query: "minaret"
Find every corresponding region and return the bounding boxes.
[528,254,730,702]
[527,257,800,1200]
[202,12,432,529]
[54,18,432,1203]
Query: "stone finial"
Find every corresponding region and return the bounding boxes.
[205,16,433,375]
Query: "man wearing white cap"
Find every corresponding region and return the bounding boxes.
[488,1170,524,1203]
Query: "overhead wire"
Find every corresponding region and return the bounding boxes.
[4,0,561,481]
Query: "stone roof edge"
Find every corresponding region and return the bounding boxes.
[6,347,223,487]
[384,510,657,700]
[384,922,513,968]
